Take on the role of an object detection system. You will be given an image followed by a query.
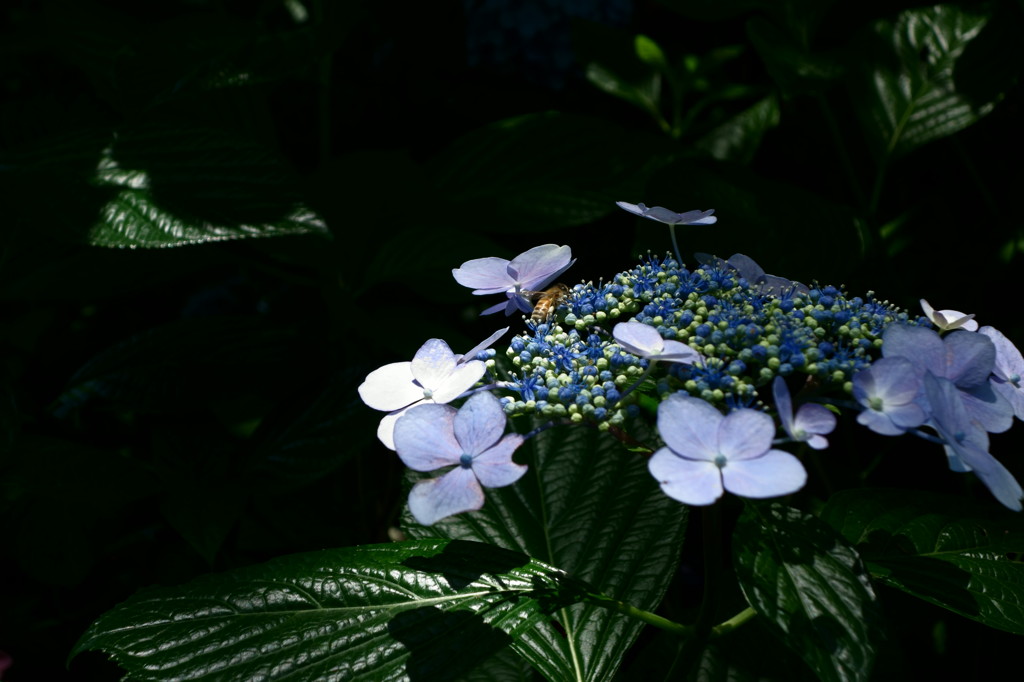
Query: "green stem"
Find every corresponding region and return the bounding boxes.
[583,592,692,636]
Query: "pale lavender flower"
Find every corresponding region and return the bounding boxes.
[979,325,1024,421]
[452,244,575,316]
[648,394,807,506]
[924,373,1023,511]
[852,356,928,435]
[920,299,978,332]
[615,201,717,225]
[772,377,836,449]
[613,321,700,365]
[358,328,508,449]
[882,325,1012,434]
[394,391,527,525]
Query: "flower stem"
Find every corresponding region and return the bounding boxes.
[668,224,684,268]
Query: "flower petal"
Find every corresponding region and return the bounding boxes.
[452,257,514,294]
[657,394,722,461]
[722,450,807,499]
[613,321,665,357]
[473,434,527,488]
[509,244,574,291]
[772,377,795,437]
[460,327,510,364]
[358,362,422,411]
[393,403,461,471]
[431,360,486,404]
[411,339,458,390]
[648,448,723,506]
[453,392,507,454]
[793,404,837,449]
[407,468,486,526]
[376,406,416,450]
[717,409,774,461]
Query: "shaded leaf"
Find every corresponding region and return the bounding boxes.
[407,421,688,682]
[733,503,882,682]
[853,5,995,162]
[821,488,1024,635]
[747,16,845,96]
[694,94,780,163]
[72,539,585,681]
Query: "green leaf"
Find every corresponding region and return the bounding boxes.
[694,94,780,163]
[746,16,845,96]
[635,34,670,72]
[406,422,688,682]
[89,125,327,248]
[733,503,882,682]
[72,539,585,681]
[820,489,1024,635]
[853,5,995,162]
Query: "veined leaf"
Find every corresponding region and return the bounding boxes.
[821,488,1024,635]
[854,5,994,161]
[89,125,327,248]
[407,421,688,682]
[72,539,586,681]
[733,503,882,682]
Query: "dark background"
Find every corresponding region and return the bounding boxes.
[2,0,1023,679]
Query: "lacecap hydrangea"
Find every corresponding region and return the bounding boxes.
[359,202,1024,525]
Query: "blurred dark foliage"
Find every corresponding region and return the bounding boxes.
[1,0,1023,679]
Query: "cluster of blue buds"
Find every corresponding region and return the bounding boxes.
[359,202,1024,525]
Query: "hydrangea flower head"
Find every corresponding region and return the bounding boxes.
[452,244,575,316]
[613,321,700,365]
[359,329,507,449]
[772,377,836,449]
[648,394,807,505]
[920,299,978,332]
[393,391,528,525]
[616,201,717,225]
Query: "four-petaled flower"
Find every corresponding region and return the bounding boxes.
[772,377,836,449]
[358,328,508,449]
[613,321,700,365]
[648,394,807,506]
[452,244,575,316]
[851,356,927,436]
[394,391,528,525]
[920,299,978,332]
[615,201,717,225]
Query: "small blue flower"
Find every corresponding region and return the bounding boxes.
[851,357,927,436]
[648,394,807,505]
[772,377,836,450]
[393,391,528,525]
[452,244,576,316]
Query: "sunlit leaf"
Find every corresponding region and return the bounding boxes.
[733,503,882,682]
[72,539,586,681]
[407,421,688,682]
[89,125,327,248]
[821,489,1024,635]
